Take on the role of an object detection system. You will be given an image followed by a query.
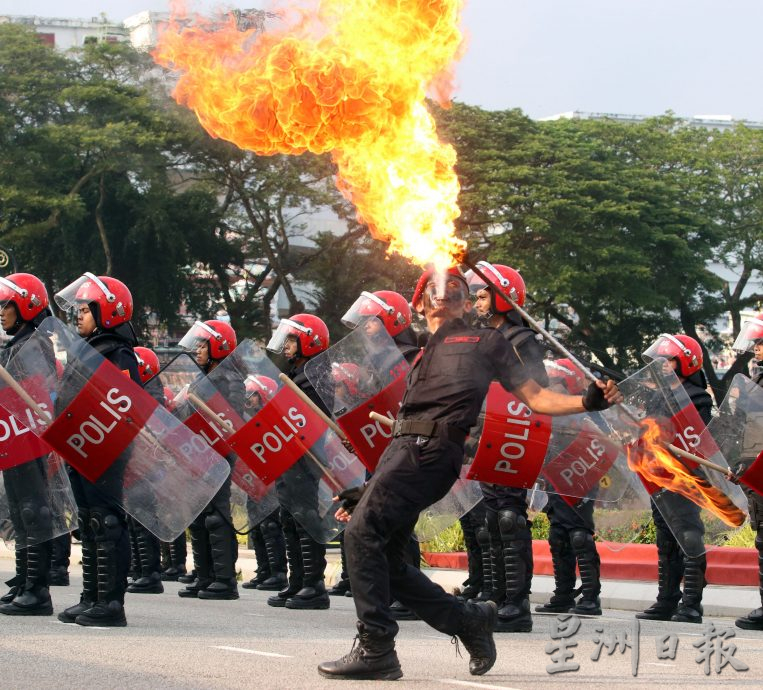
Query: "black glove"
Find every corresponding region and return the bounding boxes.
[582,382,610,411]
[336,486,366,514]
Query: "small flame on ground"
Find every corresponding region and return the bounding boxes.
[627,418,745,527]
[153,0,468,269]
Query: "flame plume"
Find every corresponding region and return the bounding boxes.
[153,0,467,269]
[627,418,745,528]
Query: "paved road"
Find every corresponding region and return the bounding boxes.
[1,563,762,689]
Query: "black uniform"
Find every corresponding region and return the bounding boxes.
[735,362,763,630]
[343,317,529,641]
[179,369,244,600]
[58,325,141,626]
[0,322,57,615]
[267,364,331,610]
[637,372,712,623]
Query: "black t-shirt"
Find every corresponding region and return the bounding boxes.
[399,318,530,433]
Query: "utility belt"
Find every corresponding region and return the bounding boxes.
[391,418,467,446]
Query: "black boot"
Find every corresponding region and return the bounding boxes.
[162,534,188,581]
[456,600,498,676]
[318,621,403,680]
[198,514,239,600]
[475,521,501,603]
[329,535,351,596]
[179,519,212,598]
[458,510,484,601]
[243,524,270,589]
[286,528,329,610]
[0,534,53,616]
[570,529,602,616]
[1,542,27,604]
[59,515,98,623]
[127,522,164,594]
[495,511,532,632]
[48,533,71,586]
[536,527,577,614]
[257,515,287,591]
[736,535,763,630]
[76,511,127,627]
[637,535,683,620]
[268,512,303,607]
[671,553,706,623]
[127,519,141,583]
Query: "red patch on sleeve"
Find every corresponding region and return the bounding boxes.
[444,336,480,344]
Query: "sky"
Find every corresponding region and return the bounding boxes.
[3,0,763,122]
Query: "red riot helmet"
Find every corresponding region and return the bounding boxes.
[465,261,526,314]
[55,273,133,329]
[732,313,763,354]
[245,375,277,404]
[179,319,237,360]
[331,362,363,397]
[341,290,412,337]
[267,313,329,358]
[0,273,49,322]
[642,333,703,378]
[411,266,469,308]
[545,358,587,395]
[134,346,160,384]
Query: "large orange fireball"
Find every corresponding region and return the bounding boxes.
[153,0,468,269]
[627,418,745,528]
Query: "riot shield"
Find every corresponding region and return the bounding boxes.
[703,373,763,497]
[0,342,77,547]
[0,317,231,542]
[414,465,483,542]
[615,360,747,557]
[158,354,279,529]
[187,339,365,543]
[304,327,409,473]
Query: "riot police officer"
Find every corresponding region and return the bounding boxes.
[55,273,141,626]
[637,333,712,624]
[176,319,242,600]
[266,313,332,610]
[467,261,545,631]
[0,273,56,616]
[732,314,763,630]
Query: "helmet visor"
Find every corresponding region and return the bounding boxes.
[0,276,25,310]
[266,318,311,354]
[54,273,113,313]
[642,334,687,365]
[178,320,224,352]
[732,317,763,353]
[340,292,392,330]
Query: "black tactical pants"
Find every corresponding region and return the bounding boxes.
[345,434,465,639]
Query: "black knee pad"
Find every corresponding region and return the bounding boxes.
[681,530,703,556]
[91,511,123,542]
[204,513,225,532]
[548,526,568,550]
[476,524,490,547]
[498,510,526,540]
[755,530,763,554]
[261,519,279,539]
[571,529,593,551]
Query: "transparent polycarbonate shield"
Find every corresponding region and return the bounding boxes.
[703,374,763,497]
[0,329,77,546]
[0,317,231,542]
[414,466,483,542]
[305,327,409,473]
[614,360,748,557]
[156,353,278,524]
[188,339,365,543]
[0,454,76,548]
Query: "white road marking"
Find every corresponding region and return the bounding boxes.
[212,645,291,658]
[439,680,524,690]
